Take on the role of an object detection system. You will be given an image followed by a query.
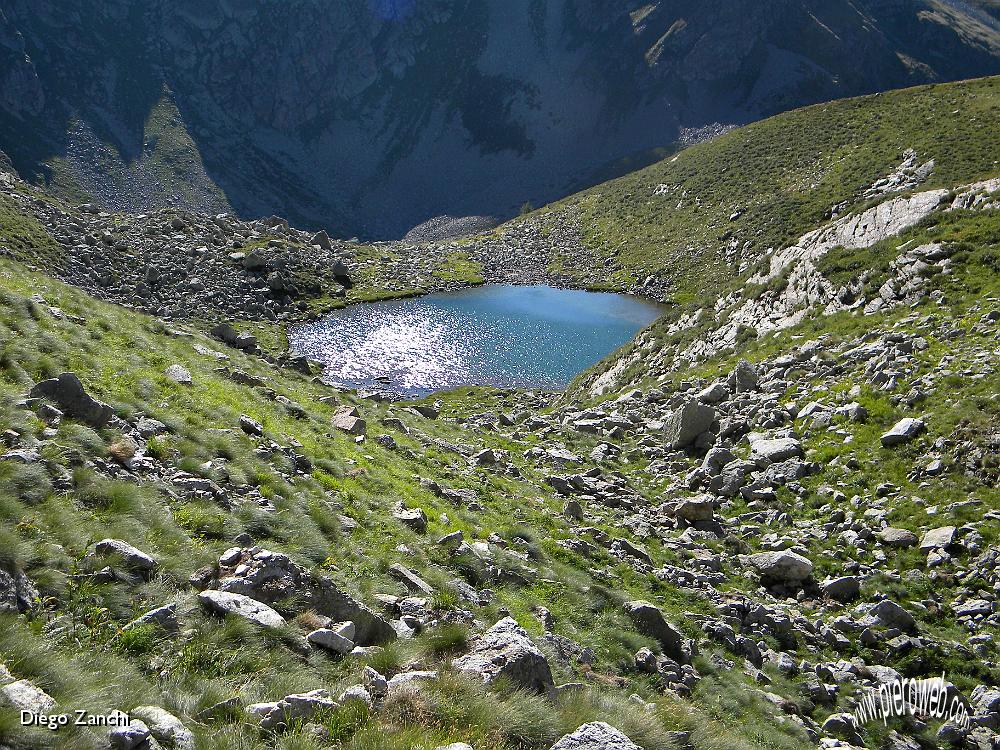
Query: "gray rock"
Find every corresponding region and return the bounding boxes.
[386,670,439,692]
[198,590,286,628]
[697,382,729,403]
[388,563,434,595]
[821,576,861,602]
[217,547,394,644]
[880,418,926,447]
[878,527,918,548]
[307,627,355,655]
[864,599,917,632]
[332,406,367,436]
[109,719,151,750]
[623,601,691,663]
[749,434,803,462]
[748,550,813,584]
[393,506,428,533]
[454,617,554,693]
[0,565,39,613]
[675,495,715,523]
[123,604,179,632]
[130,706,195,750]
[920,526,956,552]
[549,721,642,750]
[362,666,388,697]
[94,539,158,573]
[257,689,337,730]
[164,364,193,385]
[664,400,715,449]
[239,415,264,436]
[729,359,759,393]
[0,679,56,713]
[28,372,112,427]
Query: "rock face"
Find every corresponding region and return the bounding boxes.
[28,372,112,426]
[6,1,999,237]
[454,617,554,694]
[198,590,286,629]
[214,547,394,644]
[623,601,691,663]
[549,722,642,750]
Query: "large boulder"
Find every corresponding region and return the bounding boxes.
[549,722,642,750]
[623,601,692,663]
[28,372,112,427]
[332,406,367,436]
[198,590,286,628]
[664,400,715,449]
[453,617,554,694]
[215,548,394,644]
[748,550,813,585]
[94,539,158,573]
[880,418,926,447]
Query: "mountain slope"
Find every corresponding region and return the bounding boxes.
[2,75,1000,750]
[471,75,1000,306]
[3,0,1000,237]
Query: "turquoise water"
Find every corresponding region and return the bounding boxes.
[289,284,663,396]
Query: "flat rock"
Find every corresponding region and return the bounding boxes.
[878,527,918,548]
[920,526,956,552]
[880,418,926,447]
[198,590,286,628]
[164,364,193,385]
[332,406,366,435]
[307,627,355,655]
[749,434,803,462]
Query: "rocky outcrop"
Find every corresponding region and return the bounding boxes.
[28,372,112,427]
[212,547,395,645]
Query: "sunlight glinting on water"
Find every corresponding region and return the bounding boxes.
[289,286,663,396]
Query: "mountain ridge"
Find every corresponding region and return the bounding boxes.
[4,0,1000,238]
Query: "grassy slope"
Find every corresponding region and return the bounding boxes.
[0,231,809,747]
[514,75,1000,302]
